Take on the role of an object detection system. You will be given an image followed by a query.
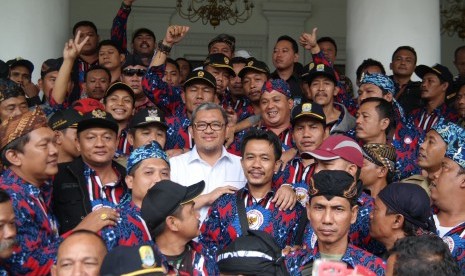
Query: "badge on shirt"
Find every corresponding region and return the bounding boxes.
[139,245,157,268]
[247,209,264,230]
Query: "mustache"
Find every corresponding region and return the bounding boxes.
[0,239,16,251]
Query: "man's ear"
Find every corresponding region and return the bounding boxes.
[55,131,64,146]
[288,98,294,110]
[4,149,22,167]
[125,175,134,189]
[383,92,393,102]
[127,132,134,146]
[181,91,186,104]
[392,214,405,230]
[380,118,390,132]
[333,85,341,97]
[350,205,359,224]
[166,216,179,232]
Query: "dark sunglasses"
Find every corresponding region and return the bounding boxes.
[122,69,147,77]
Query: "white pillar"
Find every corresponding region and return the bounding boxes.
[346,0,440,89]
[0,0,69,83]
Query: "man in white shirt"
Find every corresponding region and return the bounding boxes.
[170,103,246,221]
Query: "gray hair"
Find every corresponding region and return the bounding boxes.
[191,102,229,125]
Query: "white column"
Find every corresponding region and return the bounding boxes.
[0,0,70,83]
[346,0,440,88]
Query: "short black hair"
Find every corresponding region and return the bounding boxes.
[84,65,111,82]
[98,40,123,54]
[389,235,461,276]
[0,188,11,204]
[175,58,192,73]
[240,129,282,161]
[276,35,298,53]
[317,37,338,55]
[356,58,386,83]
[165,58,180,72]
[359,97,394,135]
[391,46,417,63]
[72,20,98,36]
[1,134,31,167]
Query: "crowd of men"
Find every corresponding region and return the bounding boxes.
[0,1,465,275]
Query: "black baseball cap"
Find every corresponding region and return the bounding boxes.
[100,245,166,276]
[238,57,270,79]
[291,102,326,126]
[40,58,63,78]
[104,82,135,102]
[301,63,337,84]
[48,108,83,130]
[77,109,119,134]
[415,63,453,84]
[6,58,34,74]
[204,53,236,76]
[128,107,167,130]
[183,69,216,90]
[122,54,145,70]
[141,180,205,233]
[132,28,155,42]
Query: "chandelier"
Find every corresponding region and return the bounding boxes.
[176,0,254,28]
[441,0,465,39]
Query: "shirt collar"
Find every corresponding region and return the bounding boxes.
[187,145,232,164]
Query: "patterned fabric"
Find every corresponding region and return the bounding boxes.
[0,107,48,149]
[285,243,386,276]
[432,117,465,146]
[409,103,458,132]
[135,97,156,113]
[199,187,304,274]
[100,194,152,251]
[83,164,125,210]
[142,65,184,116]
[362,143,396,172]
[116,127,131,157]
[0,169,61,275]
[445,133,465,169]
[127,140,168,174]
[262,78,291,98]
[259,125,294,150]
[110,2,131,54]
[360,73,396,95]
[165,109,193,150]
[433,211,465,272]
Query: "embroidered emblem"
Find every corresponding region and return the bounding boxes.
[139,245,156,268]
[302,103,312,112]
[247,209,264,230]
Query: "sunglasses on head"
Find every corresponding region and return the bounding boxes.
[122,69,147,77]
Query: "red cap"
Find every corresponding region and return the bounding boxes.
[72,98,105,114]
[302,135,363,168]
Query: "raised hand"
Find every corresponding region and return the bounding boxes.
[163,25,190,46]
[63,30,90,60]
[299,27,318,51]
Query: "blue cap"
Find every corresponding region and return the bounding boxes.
[360,73,395,95]
[431,117,465,146]
[126,141,169,174]
[261,78,291,98]
[445,132,465,169]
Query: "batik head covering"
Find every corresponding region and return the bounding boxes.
[261,78,291,98]
[360,73,395,95]
[362,143,396,172]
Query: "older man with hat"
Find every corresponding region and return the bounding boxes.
[409,63,458,132]
[360,143,397,198]
[101,141,170,250]
[0,108,110,275]
[430,125,465,272]
[141,179,210,274]
[48,108,83,164]
[0,78,29,122]
[285,170,386,276]
[370,183,436,255]
[52,109,126,234]
[6,57,38,98]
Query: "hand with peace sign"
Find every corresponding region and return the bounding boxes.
[63,30,90,61]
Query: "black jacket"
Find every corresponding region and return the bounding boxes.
[52,157,127,234]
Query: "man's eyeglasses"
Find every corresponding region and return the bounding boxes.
[122,69,147,77]
[193,121,225,131]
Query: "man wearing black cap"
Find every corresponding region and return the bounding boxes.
[48,108,83,164]
[121,54,153,112]
[127,107,167,150]
[289,102,328,188]
[103,82,136,158]
[111,0,157,66]
[203,53,236,104]
[141,180,209,274]
[285,170,385,276]
[53,109,127,234]
[7,57,38,98]
[369,183,435,254]
[208,33,236,58]
[0,79,29,122]
[408,63,458,132]
[199,129,304,273]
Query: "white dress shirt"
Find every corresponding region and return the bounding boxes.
[170,145,246,221]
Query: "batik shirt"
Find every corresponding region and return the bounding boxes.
[433,212,465,272]
[116,127,131,157]
[259,125,294,150]
[0,169,61,275]
[409,103,458,132]
[101,194,151,250]
[289,156,317,207]
[110,2,131,53]
[142,64,184,116]
[83,164,126,210]
[199,187,304,273]
[165,108,193,150]
[285,243,386,276]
